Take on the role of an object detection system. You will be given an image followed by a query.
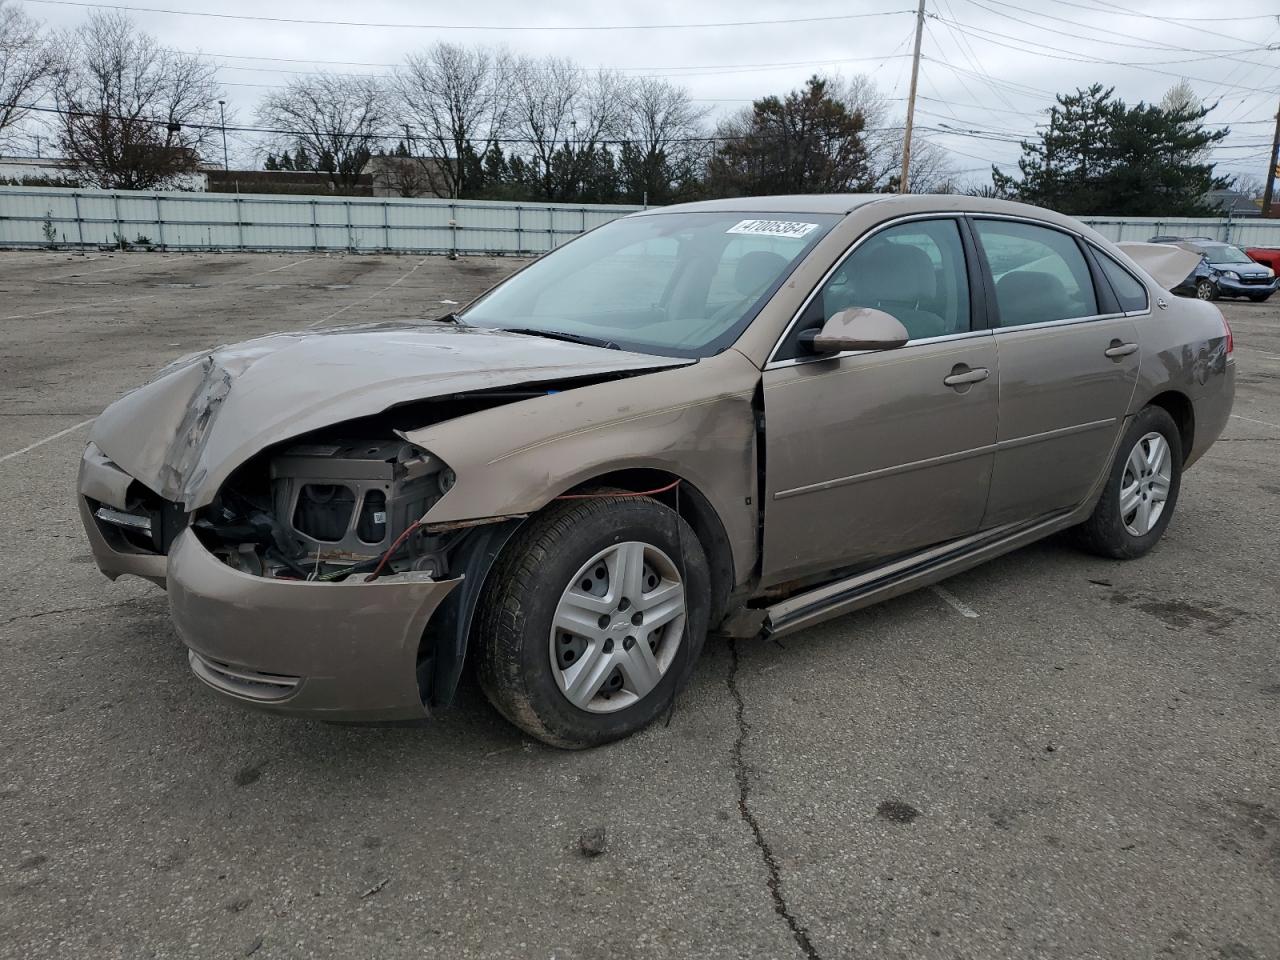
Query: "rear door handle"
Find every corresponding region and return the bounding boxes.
[1105,340,1139,359]
[943,366,990,387]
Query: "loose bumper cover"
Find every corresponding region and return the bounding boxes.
[79,446,460,721]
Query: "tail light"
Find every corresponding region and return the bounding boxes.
[1221,310,1233,356]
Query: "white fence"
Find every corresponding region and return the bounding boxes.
[1079,215,1280,247]
[0,185,642,255]
[2,185,1279,254]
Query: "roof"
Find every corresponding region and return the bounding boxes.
[646,194,886,215]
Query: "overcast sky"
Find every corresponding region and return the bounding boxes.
[17,0,1280,186]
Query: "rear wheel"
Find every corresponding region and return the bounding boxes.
[474,493,709,749]
[1072,405,1182,560]
[1195,278,1216,301]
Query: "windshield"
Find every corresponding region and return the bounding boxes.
[460,211,841,358]
[1196,243,1252,265]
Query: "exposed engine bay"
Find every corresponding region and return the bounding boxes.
[192,434,463,583]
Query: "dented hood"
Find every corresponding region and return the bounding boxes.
[89,321,688,509]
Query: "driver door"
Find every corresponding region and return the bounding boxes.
[761,217,999,585]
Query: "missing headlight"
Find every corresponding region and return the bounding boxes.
[198,437,457,581]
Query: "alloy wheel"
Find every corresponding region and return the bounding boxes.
[1120,431,1172,537]
[1196,279,1214,300]
[549,541,686,713]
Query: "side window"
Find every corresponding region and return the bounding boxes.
[1095,250,1150,313]
[973,220,1098,327]
[785,219,970,355]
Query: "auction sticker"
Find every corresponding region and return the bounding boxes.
[726,219,819,239]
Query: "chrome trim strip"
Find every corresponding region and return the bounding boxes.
[989,312,1127,334]
[94,506,152,533]
[996,418,1116,452]
[774,442,997,500]
[766,328,992,371]
[773,418,1115,501]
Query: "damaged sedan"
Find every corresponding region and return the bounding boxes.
[79,195,1234,748]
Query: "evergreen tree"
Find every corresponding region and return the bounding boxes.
[992,84,1228,216]
[705,76,871,197]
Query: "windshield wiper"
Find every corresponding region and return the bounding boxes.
[501,327,620,350]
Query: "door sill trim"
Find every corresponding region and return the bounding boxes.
[763,508,1077,638]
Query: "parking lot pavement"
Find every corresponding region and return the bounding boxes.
[1,251,1277,960]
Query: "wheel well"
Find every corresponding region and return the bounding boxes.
[559,468,735,628]
[1147,391,1195,462]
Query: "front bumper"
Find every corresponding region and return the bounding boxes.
[1214,275,1278,298]
[168,531,460,721]
[79,447,462,721]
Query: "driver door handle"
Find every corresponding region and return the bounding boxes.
[1105,340,1139,359]
[943,365,990,387]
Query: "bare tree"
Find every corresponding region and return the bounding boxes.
[617,76,709,204]
[509,56,626,200]
[53,10,222,189]
[392,42,510,198]
[1161,79,1212,166]
[257,72,388,191]
[0,1,57,149]
[832,73,955,192]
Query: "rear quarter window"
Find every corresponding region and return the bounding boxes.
[1094,250,1150,313]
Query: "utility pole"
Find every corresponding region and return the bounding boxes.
[899,0,927,194]
[1263,99,1280,218]
[218,100,229,171]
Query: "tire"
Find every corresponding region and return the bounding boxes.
[1195,278,1216,301]
[1072,406,1183,560]
[473,493,710,749]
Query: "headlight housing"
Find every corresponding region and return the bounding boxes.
[1220,270,1240,280]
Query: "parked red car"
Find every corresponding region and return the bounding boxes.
[1246,247,1280,272]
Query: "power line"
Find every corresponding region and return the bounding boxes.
[1052,0,1271,47]
[22,0,913,32]
[935,16,1280,92]
[1039,0,1276,24]
[958,0,1272,57]
[200,53,917,83]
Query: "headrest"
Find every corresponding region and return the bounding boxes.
[733,251,789,297]
[995,270,1070,326]
[853,242,937,304]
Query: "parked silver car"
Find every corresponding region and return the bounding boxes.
[79,195,1235,747]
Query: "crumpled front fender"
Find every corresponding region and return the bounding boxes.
[407,348,763,590]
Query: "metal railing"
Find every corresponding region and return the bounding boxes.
[3,185,1278,254]
[0,185,642,255]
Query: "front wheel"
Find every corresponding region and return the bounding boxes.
[1072,406,1182,560]
[1195,278,1217,301]
[474,493,709,749]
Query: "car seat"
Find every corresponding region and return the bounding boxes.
[843,243,948,340]
[994,270,1073,326]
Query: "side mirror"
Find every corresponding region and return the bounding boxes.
[799,307,910,354]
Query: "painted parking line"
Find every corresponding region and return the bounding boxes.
[930,584,980,619]
[1231,414,1280,430]
[0,418,95,465]
[307,256,430,328]
[262,257,318,274]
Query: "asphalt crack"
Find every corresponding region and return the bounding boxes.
[727,640,822,960]
[0,597,164,630]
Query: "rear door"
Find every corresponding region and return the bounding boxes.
[760,216,999,584]
[970,217,1140,527]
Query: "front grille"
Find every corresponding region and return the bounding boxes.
[189,651,301,701]
[1240,275,1270,285]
